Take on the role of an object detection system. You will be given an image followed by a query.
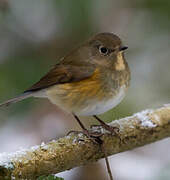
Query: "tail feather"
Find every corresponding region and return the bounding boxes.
[0,92,33,108]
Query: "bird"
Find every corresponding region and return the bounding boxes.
[0,32,130,137]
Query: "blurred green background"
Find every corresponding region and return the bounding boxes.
[0,0,170,179]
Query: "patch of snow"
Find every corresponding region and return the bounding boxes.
[134,109,156,128]
[40,142,49,150]
[41,142,45,146]
[0,152,14,169]
[0,143,44,169]
[30,145,39,151]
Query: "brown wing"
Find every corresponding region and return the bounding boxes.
[24,64,95,92]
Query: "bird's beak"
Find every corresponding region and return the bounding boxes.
[119,46,128,51]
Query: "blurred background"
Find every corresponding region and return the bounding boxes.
[0,0,170,179]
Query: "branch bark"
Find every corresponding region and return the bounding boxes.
[0,105,170,179]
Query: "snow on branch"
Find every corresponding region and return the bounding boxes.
[0,105,170,179]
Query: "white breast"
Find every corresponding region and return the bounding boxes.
[77,85,127,116]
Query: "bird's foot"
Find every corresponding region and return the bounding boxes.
[91,124,119,135]
[67,129,103,144]
[93,115,119,135]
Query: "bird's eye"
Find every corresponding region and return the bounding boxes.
[99,46,108,55]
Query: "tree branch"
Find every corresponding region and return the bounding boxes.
[0,105,170,179]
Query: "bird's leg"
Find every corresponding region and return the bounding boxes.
[73,114,103,138]
[67,114,103,144]
[93,115,115,180]
[69,115,114,180]
[93,115,119,134]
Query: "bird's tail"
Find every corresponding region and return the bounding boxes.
[0,92,33,108]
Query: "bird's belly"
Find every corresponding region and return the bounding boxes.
[77,85,126,115]
[46,84,126,116]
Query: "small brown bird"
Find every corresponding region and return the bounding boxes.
[0,32,130,136]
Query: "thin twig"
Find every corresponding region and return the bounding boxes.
[104,152,114,180]
[99,137,114,180]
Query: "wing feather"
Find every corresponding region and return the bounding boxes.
[24,64,95,92]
